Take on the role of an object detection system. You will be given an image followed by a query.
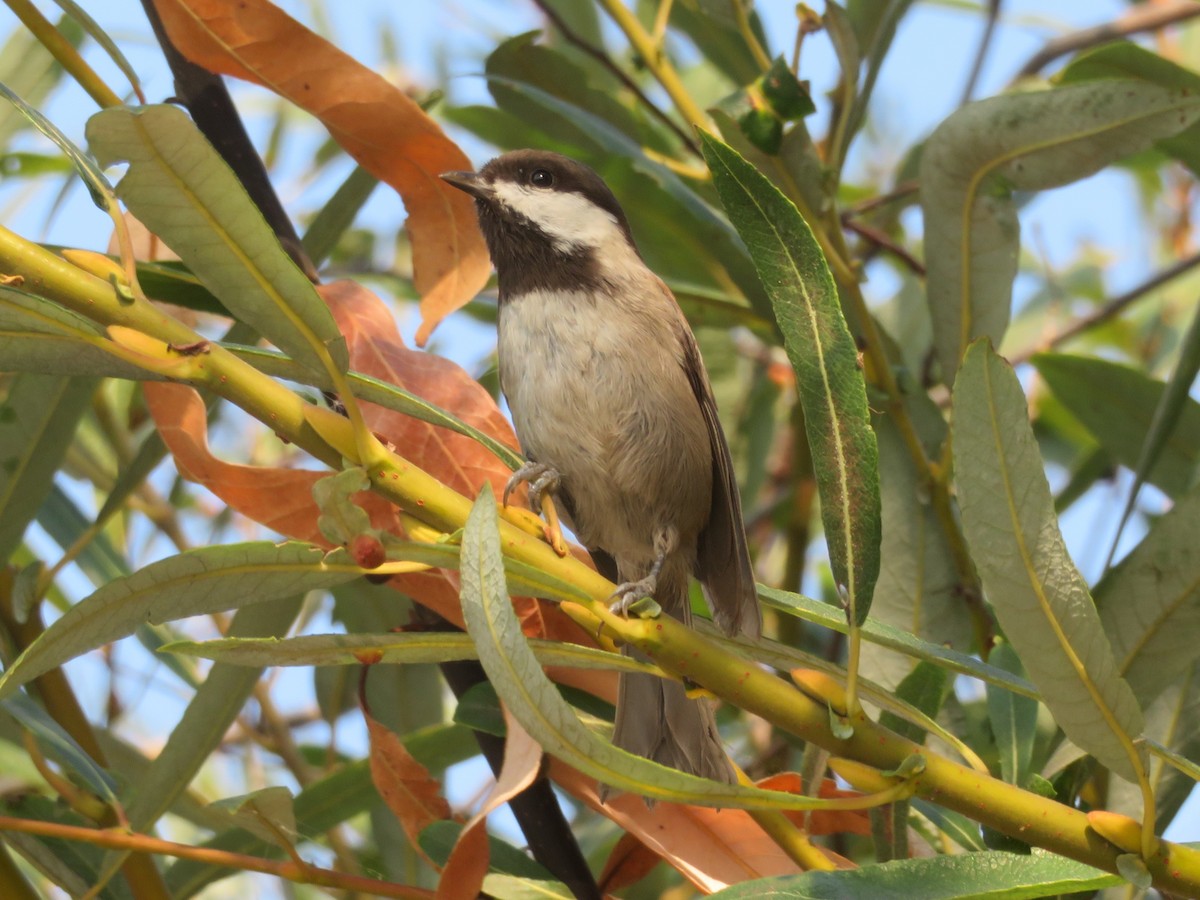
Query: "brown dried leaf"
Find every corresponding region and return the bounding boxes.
[321,280,516,497]
[757,773,871,837]
[150,0,490,343]
[549,760,804,891]
[438,706,541,899]
[598,831,661,894]
[366,710,452,868]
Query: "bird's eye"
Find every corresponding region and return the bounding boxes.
[530,169,554,188]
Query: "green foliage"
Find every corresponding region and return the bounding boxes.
[1,2,1200,898]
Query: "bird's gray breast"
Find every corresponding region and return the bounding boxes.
[497,287,711,563]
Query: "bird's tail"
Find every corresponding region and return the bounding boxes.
[601,568,735,801]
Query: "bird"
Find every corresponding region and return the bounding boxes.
[441,149,761,794]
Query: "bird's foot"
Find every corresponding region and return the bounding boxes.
[503,460,560,511]
[609,526,678,618]
[504,461,568,557]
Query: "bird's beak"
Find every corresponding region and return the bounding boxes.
[440,170,494,201]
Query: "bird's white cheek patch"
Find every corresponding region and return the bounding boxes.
[492,182,624,253]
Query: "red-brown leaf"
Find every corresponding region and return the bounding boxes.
[149,0,490,343]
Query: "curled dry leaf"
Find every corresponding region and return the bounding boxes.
[437,706,542,900]
[150,0,490,343]
[757,772,871,837]
[365,710,453,870]
[143,381,465,624]
[549,760,811,891]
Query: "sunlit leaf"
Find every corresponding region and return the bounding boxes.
[952,341,1144,782]
[702,132,880,624]
[922,81,1200,378]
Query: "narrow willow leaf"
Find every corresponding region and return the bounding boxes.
[0,372,94,565]
[0,694,119,807]
[1107,299,1200,563]
[952,341,1144,782]
[0,81,114,211]
[160,631,658,677]
[1095,484,1200,705]
[0,543,359,700]
[758,585,1037,699]
[92,596,304,889]
[702,132,881,624]
[1033,353,1200,498]
[0,16,81,147]
[708,849,1118,899]
[459,488,854,809]
[1059,41,1200,177]
[85,105,349,377]
[863,399,970,690]
[1107,664,1200,831]
[987,641,1038,786]
[48,0,143,102]
[922,80,1200,378]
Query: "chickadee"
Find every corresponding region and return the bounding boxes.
[442,150,761,792]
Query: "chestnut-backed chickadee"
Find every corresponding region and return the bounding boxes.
[442,150,761,792]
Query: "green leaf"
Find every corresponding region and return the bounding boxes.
[85,105,348,377]
[1033,353,1200,498]
[418,820,556,879]
[0,372,94,565]
[0,542,360,701]
[921,80,1200,378]
[161,630,657,677]
[701,132,880,624]
[863,397,971,689]
[1058,42,1200,177]
[880,661,949,745]
[301,164,378,268]
[1106,298,1200,563]
[758,586,1037,699]
[0,694,119,807]
[459,487,854,808]
[0,81,114,212]
[0,16,81,148]
[123,597,303,832]
[487,32,672,153]
[710,849,1118,898]
[1095,483,1200,705]
[986,641,1038,786]
[952,341,1144,782]
[0,287,156,380]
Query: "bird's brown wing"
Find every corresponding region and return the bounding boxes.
[664,281,762,638]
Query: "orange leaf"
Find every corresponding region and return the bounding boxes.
[598,832,661,893]
[365,711,451,868]
[549,761,803,892]
[757,773,872,837]
[150,0,490,343]
[320,280,517,497]
[438,706,542,900]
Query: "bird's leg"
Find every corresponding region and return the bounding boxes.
[504,460,568,557]
[610,526,679,618]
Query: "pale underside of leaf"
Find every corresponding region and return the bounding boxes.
[952,341,1143,782]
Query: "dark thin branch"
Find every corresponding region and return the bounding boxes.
[843,217,925,277]
[413,607,601,900]
[959,0,1002,106]
[1011,0,1200,83]
[139,0,319,281]
[529,0,702,157]
[843,180,919,216]
[1010,251,1200,365]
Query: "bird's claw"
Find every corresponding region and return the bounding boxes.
[609,575,658,619]
[503,460,560,511]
